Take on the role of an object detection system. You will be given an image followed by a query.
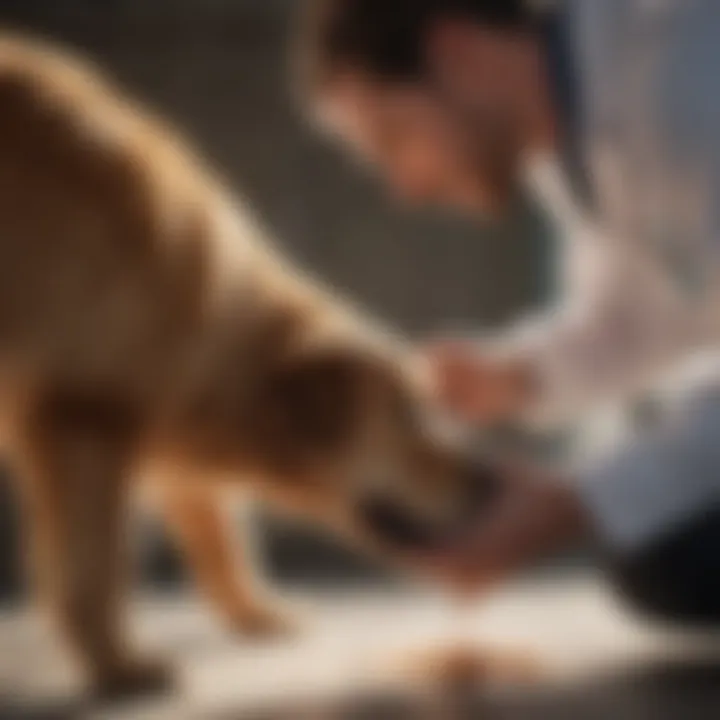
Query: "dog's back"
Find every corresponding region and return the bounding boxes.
[0,35,265,405]
[0,34,353,697]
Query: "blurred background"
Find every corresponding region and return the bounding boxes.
[0,0,556,603]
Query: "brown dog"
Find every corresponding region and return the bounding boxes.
[0,34,495,700]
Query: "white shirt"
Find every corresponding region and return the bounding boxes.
[506,0,720,549]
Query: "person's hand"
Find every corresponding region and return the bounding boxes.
[420,463,589,599]
[423,340,535,426]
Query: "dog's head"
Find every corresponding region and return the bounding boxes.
[247,341,501,557]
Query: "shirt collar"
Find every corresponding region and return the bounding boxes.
[539,4,595,211]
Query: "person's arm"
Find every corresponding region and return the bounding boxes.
[429,390,720,595]
[579,388,720,552]
[494,156,704,427]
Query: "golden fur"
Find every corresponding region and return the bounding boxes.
[0,34,477,699]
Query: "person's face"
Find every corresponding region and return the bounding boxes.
[314,24,550,216]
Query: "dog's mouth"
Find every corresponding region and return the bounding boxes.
[358,461,503,555]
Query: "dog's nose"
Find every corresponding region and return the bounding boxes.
[358,496,439,551]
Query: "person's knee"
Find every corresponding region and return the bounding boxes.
[606,511,720,626]
[610,563,699,624]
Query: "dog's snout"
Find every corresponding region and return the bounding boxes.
[357,458,504,553]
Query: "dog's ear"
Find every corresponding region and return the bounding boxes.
[255,349,365,470]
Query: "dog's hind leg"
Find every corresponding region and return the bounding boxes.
[16,391,173,701]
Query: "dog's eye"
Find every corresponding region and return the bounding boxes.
[420,407,474,449]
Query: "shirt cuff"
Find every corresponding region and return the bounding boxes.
[577,393,720,553]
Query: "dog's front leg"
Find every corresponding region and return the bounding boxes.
[159,484,298,638]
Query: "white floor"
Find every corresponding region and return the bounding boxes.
[1,573,718,719]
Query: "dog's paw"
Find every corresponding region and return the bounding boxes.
[92,656,175,703]
[227,600,303,640]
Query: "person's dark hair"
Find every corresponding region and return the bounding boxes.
[297,0,543,95]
